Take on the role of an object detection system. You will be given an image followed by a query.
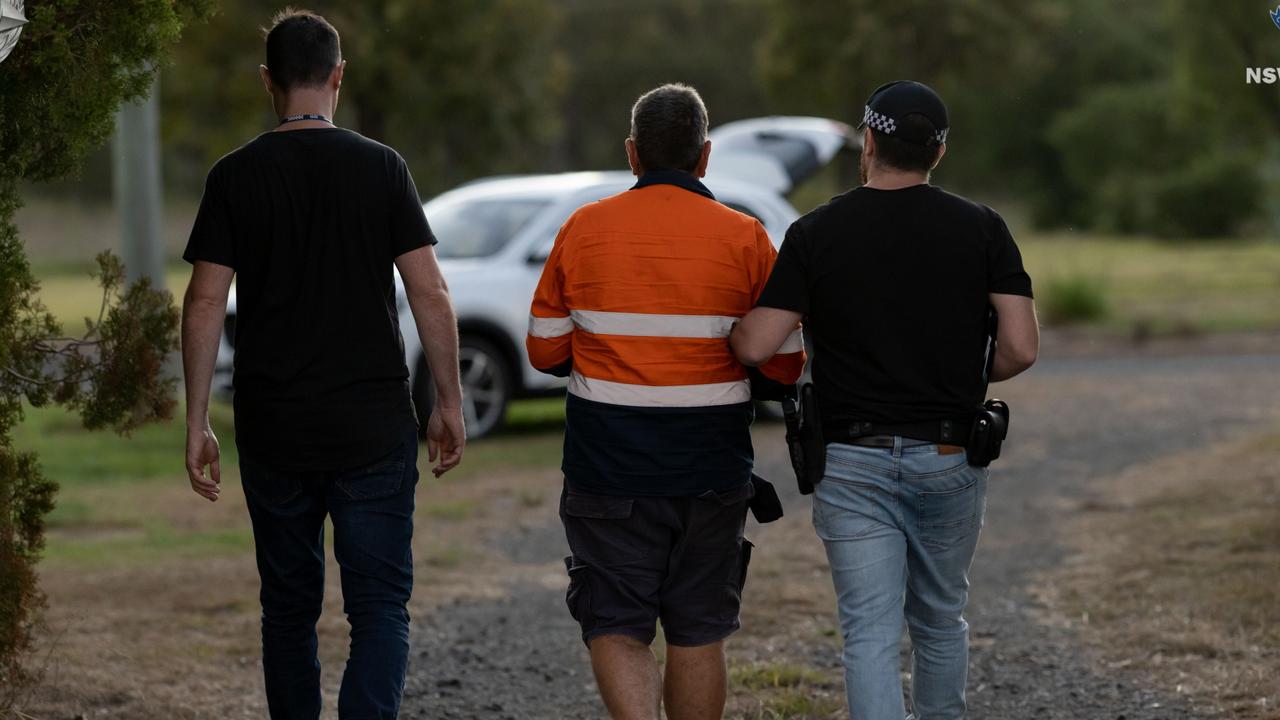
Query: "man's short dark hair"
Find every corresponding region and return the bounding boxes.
[630,84,709,173]
[264,8,341,93]
[871,114,943,174]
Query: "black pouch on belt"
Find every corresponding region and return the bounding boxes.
[967,399,1010,467]
[782,383,825,495]
[748,474,784,523]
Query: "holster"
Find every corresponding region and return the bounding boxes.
[782,383,825,495]
[966,399,1010,467]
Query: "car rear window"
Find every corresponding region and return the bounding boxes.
[428,198,551,259]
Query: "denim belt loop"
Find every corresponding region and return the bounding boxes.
[892,435,904,459]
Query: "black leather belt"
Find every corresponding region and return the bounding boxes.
[842,435,932,448]
[823,416,974,446]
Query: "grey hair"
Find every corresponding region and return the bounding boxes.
[629,83,709,173]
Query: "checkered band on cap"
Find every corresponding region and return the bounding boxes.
[864,105,950,146]
[863,105,896,134]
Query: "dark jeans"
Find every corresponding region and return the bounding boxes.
[240,429,419,720]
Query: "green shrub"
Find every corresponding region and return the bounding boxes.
[1046,82,1263,238]
[0,1,204,705]
[1149,153,1262,238]
[1041,275,1110,325]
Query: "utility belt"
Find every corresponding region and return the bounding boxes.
[823,415,973,447]
[782,383,1010,494]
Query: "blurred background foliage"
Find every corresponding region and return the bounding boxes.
[33,0,1279,239]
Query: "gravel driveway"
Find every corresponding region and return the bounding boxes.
[402,350,1280,719]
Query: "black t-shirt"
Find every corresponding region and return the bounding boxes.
[184,128,436,471]
[757,184,1032,426]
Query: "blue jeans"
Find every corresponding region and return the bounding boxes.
[813,439,988,720]
[240,429,419,720]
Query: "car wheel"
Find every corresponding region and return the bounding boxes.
[413,335,512,440]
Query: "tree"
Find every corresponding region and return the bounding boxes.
[0,0,206,703]
[757,0,1054,188]
[758,0,1266,237]
[550,0,773,173]
[162,0,567,197]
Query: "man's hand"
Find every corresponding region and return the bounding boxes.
[182,261,233,503]
[186,422,222,502]
[396,245,466,477]
[426,405,466,478]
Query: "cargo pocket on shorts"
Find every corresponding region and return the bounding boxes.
[721,539,754,621]
[564,555,592,623]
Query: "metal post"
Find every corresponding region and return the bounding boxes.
[113,75,166,286]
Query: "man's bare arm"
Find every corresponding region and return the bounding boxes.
[395,245,465,477]
[182,261,234,502]
[730,306,804,367]
[988,293,1039,382]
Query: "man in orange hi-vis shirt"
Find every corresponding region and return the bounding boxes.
[527,84,804,720]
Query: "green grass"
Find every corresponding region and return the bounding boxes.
[15,394,560,568]
[12,401,238,488]
[27,233,1280,338]
[33,260,191,332]
[441,418,563,482]
[1018,234,1280,333]
[757,692,844,719]
[1040,274,1110,325]
[731,662,828,691]
[505,396,567,426]
[421,543,467,568]
[420,498,478,521]
[44,523,255,567]
[732,661,841,719]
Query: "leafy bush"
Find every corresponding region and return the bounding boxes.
[1047,82,1263,238]
[0,0,204,706]
[1041,276,1110,325]
[1149,153,1262,239]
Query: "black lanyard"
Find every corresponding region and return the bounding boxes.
[278,114,332,126]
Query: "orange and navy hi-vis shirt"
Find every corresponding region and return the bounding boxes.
[526,171,805,497]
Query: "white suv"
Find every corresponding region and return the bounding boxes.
[214,117,856,437]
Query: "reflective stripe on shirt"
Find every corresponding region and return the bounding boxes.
[570,309,737,339]
[568,371,751,407]
[779,328,805,354]
[528,314,574,338]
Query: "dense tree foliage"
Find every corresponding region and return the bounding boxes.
[548,0,771,173]
[154,0,1275,237]
[163,0,566,195]
[757,0,1272,236]
[0,0,200,702]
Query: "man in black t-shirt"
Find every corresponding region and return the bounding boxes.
[731,81,1039,719]
[180,10,464,718]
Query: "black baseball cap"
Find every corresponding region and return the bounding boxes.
[858,80,949,148]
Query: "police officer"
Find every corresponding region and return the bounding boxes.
[730,80,1039,719]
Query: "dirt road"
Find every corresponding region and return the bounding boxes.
[401,350,1280,719]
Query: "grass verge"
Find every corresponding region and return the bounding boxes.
[23,224,1280,338]
[1018,234,1280,334]
[1037,430,1280,718]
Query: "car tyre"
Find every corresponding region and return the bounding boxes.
[414,335,512,440]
